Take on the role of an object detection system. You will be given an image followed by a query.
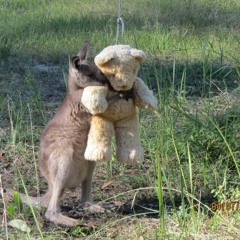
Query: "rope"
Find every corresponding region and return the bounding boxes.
[115,0,124,44]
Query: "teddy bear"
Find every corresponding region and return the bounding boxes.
[81,45,158,164]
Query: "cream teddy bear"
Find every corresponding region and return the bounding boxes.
[81,45,157,164]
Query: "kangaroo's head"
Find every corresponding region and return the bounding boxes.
[69,41,108,89]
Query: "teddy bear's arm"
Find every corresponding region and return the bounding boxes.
[133,77,158,111]
[81,86,108,114]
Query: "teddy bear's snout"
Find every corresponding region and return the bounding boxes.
[115,85,132,91]
[113,80,133,91]
[118,85,128,90]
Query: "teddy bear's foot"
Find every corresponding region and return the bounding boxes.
[116,147,144,164]
[84,145,111,161]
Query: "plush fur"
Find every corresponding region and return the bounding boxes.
[81,45,158,164]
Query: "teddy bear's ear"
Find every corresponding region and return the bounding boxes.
[130,49,146,62]
[94,51,116,67]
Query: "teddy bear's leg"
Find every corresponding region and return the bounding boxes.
[84,116,114,161]
[115,114,144,164]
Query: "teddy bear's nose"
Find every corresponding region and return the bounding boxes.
[119,85,128,90]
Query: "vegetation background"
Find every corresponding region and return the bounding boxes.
[0,0,239,239]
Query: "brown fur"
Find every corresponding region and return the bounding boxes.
[8,42,107,226]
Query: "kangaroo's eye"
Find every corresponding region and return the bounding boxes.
[87,73,95,78]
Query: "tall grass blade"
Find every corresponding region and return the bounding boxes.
[209,117,240,176]
[156,151,165,236]
[17,169,44,240]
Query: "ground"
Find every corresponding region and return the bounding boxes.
[0,0,240,239]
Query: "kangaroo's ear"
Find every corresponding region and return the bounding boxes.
[72,56,81,69]
[77,41,90,60]
[71,56,91,74]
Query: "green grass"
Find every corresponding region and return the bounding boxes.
[0,0,240,239]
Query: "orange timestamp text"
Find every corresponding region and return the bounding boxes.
[211,201,239,211]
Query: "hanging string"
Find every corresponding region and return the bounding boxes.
[115,0,124,44]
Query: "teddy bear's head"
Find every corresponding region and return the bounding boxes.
[94,45,145,91]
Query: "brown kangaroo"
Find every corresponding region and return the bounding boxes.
[7,42,108,226]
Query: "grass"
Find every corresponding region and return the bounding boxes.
[0,0,240,239]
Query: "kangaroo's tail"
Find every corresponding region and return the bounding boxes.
[5,188,47,208]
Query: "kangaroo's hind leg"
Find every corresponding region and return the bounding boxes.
[44,150,80,226]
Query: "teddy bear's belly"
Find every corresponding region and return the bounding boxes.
[100,98,136,122]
